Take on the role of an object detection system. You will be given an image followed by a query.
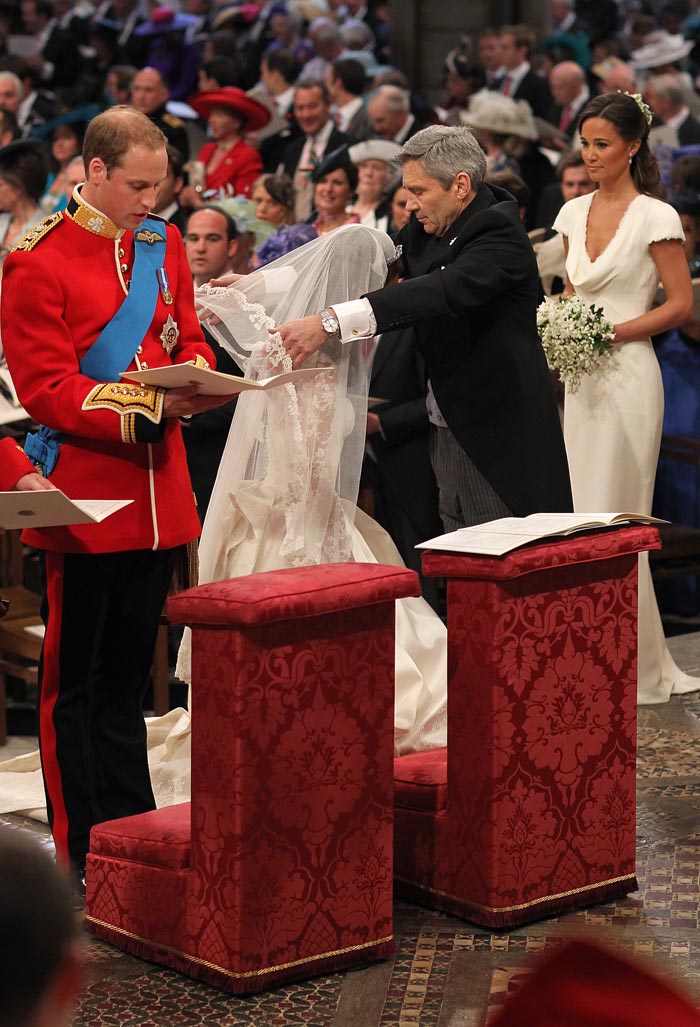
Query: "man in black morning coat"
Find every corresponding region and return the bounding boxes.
[275,124,572,529]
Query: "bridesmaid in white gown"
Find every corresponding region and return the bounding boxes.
[553,91,698,704]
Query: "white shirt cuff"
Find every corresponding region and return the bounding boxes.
[332,297,377,343]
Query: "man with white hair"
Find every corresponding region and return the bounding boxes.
[368,84,428,142]
[275,124,573,528]
[549,60,589,139]
[0,71,22,116]
[645,73,700,145]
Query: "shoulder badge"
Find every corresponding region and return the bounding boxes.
[162,113,184,128]
[12,212,63,253]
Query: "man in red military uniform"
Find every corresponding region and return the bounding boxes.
[1,106,227,885]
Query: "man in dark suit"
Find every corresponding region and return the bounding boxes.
[279,80,349,221]
[275,125,573,528]
[367,84,430,143]
[495,24,554,121]
[362,327,443,607]
[645,74,700,145]
[327,57,372,139]
[549,60,590,141]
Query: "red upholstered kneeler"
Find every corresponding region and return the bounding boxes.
[85,562,419,993]
[393,526,660,928]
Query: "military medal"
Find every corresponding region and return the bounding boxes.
[157,267,173,305]
[160,314,179,354]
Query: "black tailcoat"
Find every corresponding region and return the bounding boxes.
[365,183,572,517]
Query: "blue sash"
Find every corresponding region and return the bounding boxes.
[25,217,167,475]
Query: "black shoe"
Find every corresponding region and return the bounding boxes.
[70,863,86,908]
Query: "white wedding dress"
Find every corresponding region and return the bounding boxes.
[553,192,700,704]
[0,225,447,821]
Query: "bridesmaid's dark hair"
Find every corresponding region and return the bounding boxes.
[577,91,662,197]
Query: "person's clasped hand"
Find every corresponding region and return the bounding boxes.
[273,315,327,369]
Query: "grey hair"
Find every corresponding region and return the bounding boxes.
[647,73,685,107]
[397,125,487,191]
[340,18,376,51]
[0,72,22,98]
[371,83,410,114]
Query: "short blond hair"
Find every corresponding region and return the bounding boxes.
[82,106,167,174]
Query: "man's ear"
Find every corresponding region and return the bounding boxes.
[88,156,107,184]
[454,170,472,199]
[228,237,239,260]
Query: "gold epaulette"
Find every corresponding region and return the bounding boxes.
[12,212,63,253]
[162,112,184,128]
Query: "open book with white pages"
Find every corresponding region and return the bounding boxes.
[0,490,133,529]
[416,512,667,557]
[120,364,330,396]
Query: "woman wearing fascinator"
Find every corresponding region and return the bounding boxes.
[552,90,699,703]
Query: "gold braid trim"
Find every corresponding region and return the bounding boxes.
[122,413,136,444]
[82,383,164,429]
[193,354,211,369]
[65,201,121,239]
[12,212,63,252]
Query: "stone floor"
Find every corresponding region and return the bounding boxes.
[4,632,700,1025]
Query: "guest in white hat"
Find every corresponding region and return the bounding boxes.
[347,137,401,232]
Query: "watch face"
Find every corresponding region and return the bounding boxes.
[322,313,339,334]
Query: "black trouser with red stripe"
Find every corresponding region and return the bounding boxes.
[38,547,176,872]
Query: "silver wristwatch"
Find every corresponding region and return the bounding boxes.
[320,308,340,337]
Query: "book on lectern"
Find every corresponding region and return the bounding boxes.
[416,512,666,557]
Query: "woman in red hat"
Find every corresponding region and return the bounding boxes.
[181,87,271,206]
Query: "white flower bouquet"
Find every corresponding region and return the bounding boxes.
[536,295,615,394]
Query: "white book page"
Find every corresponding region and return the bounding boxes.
[120,364,329,396]
[0,491,133,529]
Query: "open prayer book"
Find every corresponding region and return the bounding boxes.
[120,364,330,396]
[0,490,133,529]
[417,512,667,557]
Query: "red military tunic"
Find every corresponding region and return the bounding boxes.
[0,193,214,554]
[0,435,35,491]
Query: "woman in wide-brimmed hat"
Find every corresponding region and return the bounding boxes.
[180,87,271,208]
[346,138,401,233]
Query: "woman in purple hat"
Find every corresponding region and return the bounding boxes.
[181,87,271,205]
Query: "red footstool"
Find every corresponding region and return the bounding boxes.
[85,562,419,993]
[394,526,659,928]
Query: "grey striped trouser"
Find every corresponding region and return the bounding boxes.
[429,425,512,531]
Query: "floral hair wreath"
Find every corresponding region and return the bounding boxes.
[621,91,654,126]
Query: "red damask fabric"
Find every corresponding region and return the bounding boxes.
[87,564,412,993]
[394,749,447,812]
[395,527,654,928]
[167,562,420,626]
[90,804,191,869]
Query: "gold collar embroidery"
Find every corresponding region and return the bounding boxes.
[66,188,124,240]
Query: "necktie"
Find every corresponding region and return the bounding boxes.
[303,137,318,182]
[502,75,513,97]
[559,105,573,133]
